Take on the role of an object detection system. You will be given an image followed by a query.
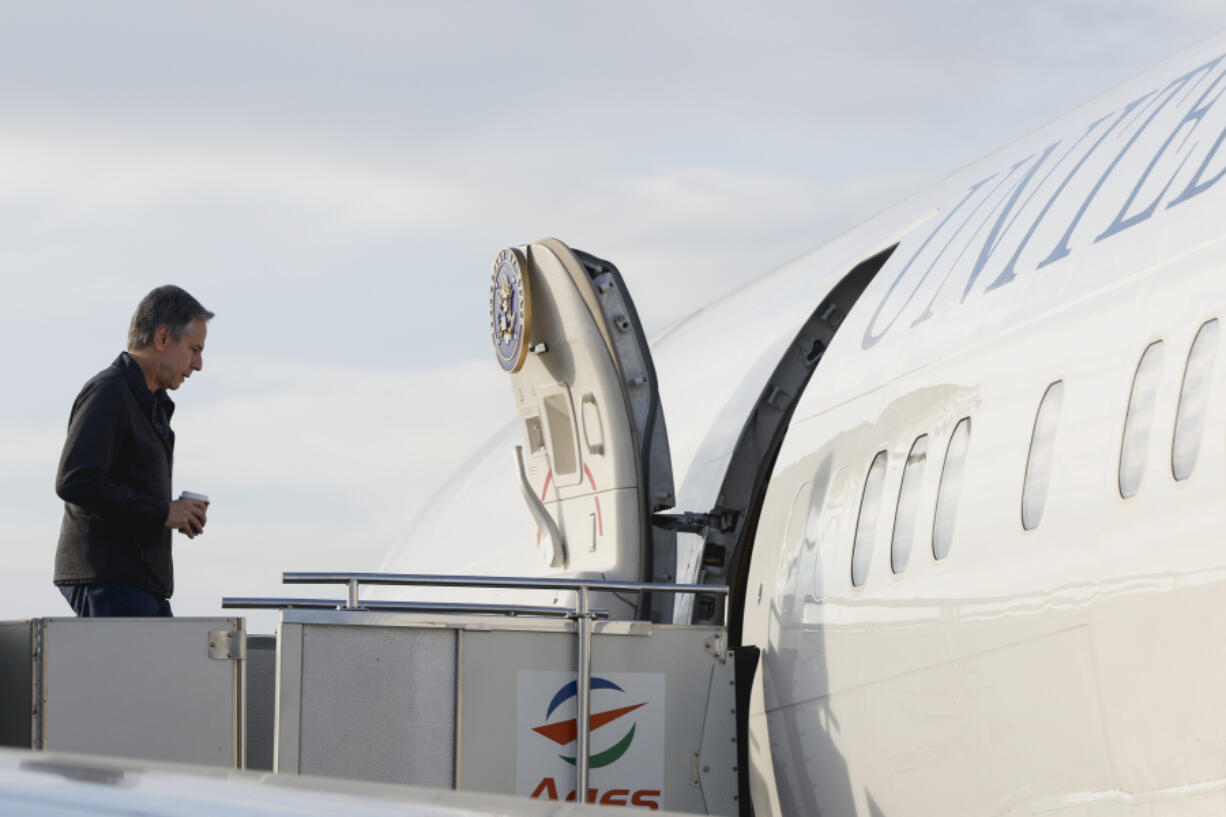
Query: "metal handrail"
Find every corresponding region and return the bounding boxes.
[220,597,607,618]
[282,571,727,598]
[277,571,729,805]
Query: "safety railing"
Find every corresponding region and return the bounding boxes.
[221,597,591,618]
[225,571,728,804]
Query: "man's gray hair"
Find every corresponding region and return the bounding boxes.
[127,285,215,350]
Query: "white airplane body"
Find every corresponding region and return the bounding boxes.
[741,30,1226,817]
[384,27,1226,817]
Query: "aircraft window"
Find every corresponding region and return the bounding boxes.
[1022,381,1064,531]
[1119,341,1164,498]
[851,450,888,587]
[1172,319,1219,480]
[932,418,970,560]
[890,435,929,574]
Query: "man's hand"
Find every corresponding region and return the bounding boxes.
[166,498,208,538]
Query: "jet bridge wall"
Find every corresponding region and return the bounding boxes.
[0,617,246,768]
[273,610,738,814]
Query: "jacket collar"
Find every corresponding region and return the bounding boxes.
[114,351,176,425]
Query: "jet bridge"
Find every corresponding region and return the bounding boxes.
[0,616,247,767]
[0,577,751,814]
[224,573,750,815]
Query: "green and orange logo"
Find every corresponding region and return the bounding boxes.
[532,677,645,768]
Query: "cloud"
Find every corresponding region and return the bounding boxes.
[0,127,468,237]
[0,119,927,346]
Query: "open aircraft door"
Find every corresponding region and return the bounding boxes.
[491,240,677,621]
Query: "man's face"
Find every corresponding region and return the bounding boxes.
[156,318,207,391]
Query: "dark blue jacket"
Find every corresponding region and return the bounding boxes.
[54,352,176,598]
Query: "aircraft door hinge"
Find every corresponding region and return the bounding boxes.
[651,510,737,535]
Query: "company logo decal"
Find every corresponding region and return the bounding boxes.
[516,671,665,809]
[533,677,645,768]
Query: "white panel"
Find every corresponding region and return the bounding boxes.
[461,621,721,813]
[40,618,241,767]
[297,625,456,787]
[697,658,739,816]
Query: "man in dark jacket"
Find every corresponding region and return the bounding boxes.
[53,285,214,617]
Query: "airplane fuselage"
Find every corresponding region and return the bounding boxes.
[741,30,1226,817]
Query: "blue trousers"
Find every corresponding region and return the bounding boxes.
[58,584,173,617]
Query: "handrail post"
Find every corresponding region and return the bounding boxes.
[575,585,593,804]
[346,579,360,609]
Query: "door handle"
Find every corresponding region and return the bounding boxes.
[514,445,567,568]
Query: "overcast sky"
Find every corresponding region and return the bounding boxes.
[3,2,1225,631]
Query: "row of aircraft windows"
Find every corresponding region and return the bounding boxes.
[849,417,970,586]
[848,318,1220,588]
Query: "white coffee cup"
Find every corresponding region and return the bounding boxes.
[180,491,210,506]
